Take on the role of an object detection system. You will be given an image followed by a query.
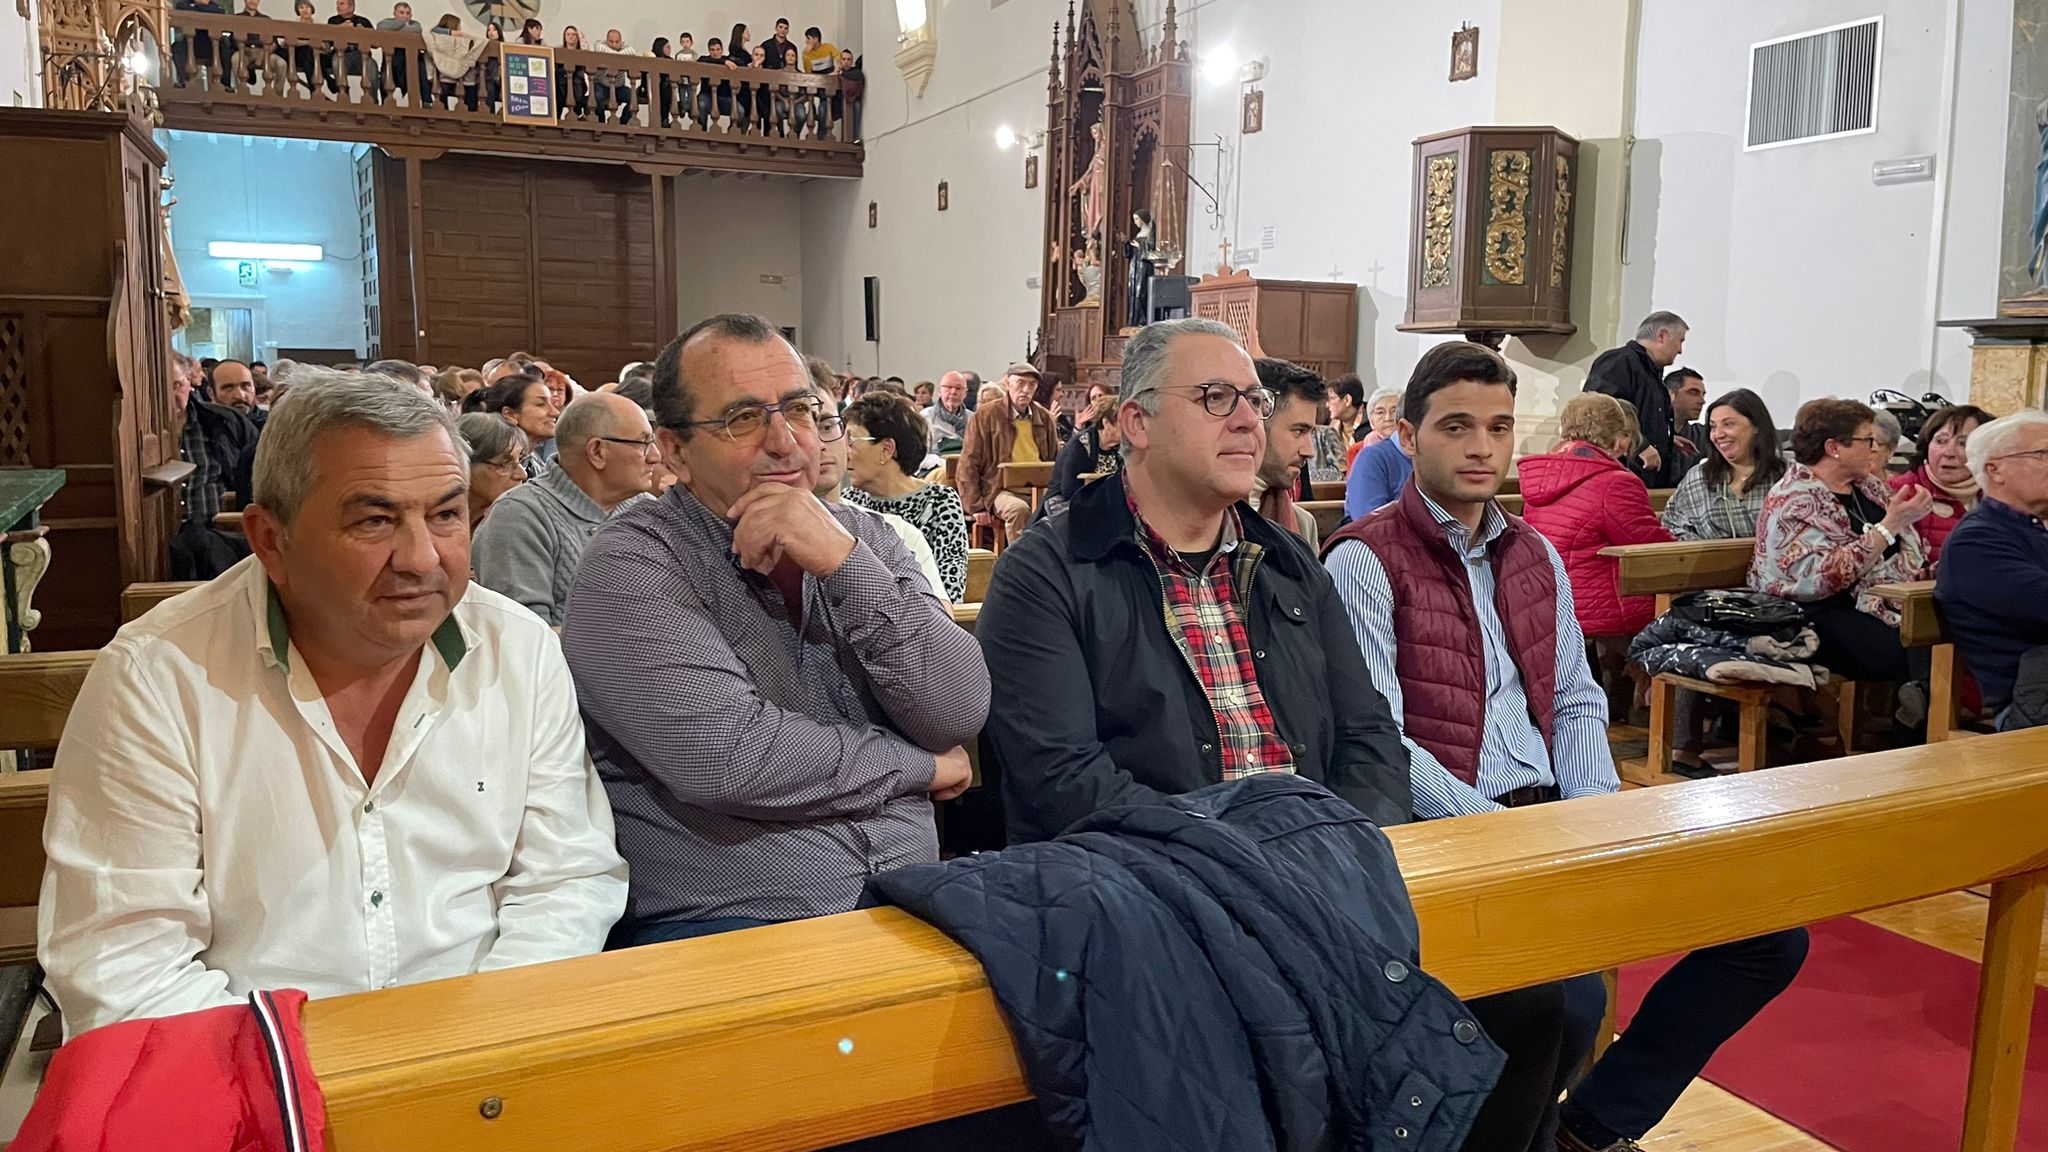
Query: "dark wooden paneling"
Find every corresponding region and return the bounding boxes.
[0,109,174,650]
[382,153,657,385]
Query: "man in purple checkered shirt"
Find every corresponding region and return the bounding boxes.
[561,315,986,947]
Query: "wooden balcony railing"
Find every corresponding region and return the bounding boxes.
[156,11,863,176]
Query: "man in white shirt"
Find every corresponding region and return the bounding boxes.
[39,368,627,1037]
[593,28,638,124]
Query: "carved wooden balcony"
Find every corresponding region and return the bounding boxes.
[156,11,863,178]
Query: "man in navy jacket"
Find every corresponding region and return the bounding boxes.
[1936,409,2048,729]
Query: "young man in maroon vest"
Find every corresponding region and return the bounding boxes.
[1322,341,1807,1152]
[981,319,1570,1152]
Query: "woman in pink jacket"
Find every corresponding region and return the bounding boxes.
[1520,392,1675,638]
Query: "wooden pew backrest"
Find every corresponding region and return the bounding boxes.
[1300,500,1345,541]
[296,731,2048,1152]
[122,580,204,623]
[1599,537,1756,599]
[964,550,995,604]
[0,650,98,752]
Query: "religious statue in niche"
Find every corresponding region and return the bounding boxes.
[1076,236,1103,305]
[1450,24,1480,82]
[1070,120,1108,248]
[1126,208,1157,328]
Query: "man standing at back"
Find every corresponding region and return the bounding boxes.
[472,393,656,626]
[561,315,984,946]
[957,362,1058,546]
[1323,341,1804,1152]
[1587,311,1691,486]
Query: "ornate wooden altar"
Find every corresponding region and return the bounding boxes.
[1399,126,1580,344]
[1036,0,1192,405]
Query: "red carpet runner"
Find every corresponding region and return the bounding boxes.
[1617,916,2048,1151]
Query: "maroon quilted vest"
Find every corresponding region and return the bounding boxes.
[1322,481,1561,784]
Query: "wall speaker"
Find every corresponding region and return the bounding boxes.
[863,276,881,343]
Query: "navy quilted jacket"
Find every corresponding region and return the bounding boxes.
[864,774,1502,1152]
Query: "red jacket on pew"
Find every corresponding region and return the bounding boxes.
[12,989,327,1152]
[1518,441,1675,638]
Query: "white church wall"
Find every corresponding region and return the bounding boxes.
[1623,0,2013,420]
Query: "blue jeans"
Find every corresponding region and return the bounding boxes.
[1560,929,1809,1143]
[626,915,778,946]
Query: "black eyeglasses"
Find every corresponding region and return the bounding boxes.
[596,435,659,454]
[1140,382,1277,420]
[668,397,846,443]
[1839,436,1880,449]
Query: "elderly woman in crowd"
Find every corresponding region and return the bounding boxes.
[1045,395,1122,518]
[456,412,528,527]
[1346,385,1404,471]
[842,391,972,601]
[1750,398,1933,685]
[1520,392,1675,641]
[1893,403,1993,564]
[433,366,485,414]
[1662,388,1785,541]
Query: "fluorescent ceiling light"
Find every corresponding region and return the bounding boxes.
[208,242,323,261]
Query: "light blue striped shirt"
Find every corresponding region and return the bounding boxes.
[1324,493,1617,819]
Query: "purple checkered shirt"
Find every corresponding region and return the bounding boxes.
[560,484,991,926]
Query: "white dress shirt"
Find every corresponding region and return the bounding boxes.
[39,556,627,1037]
[1325,493,1617,820]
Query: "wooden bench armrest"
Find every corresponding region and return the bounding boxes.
[1871,581,1945,648]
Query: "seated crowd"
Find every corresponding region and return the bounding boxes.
[46,310,2043,1152]
[166,2,866,140]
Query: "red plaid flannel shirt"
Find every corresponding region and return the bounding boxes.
[1129,491,1295,780]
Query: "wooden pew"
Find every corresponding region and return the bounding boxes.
[1310,480,1346,502]
[292,733,2048,1152]
[1300,500,1345,542]
[0,650,96,967]
[122,580,203,622]
[986,462,1056,557]
[1599,539,1791,774]
[963,549,995,604]
[948,602,980,635]
[1871,580,1971,742]
[1497,489,1671,518]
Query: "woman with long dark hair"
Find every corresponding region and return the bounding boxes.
[725,22,753,130]
[1662,388,1786,541]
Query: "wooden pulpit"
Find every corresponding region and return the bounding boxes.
[1399,125,1580,343]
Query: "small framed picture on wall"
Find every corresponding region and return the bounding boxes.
[1450,25,1480,82]
[1025,153,1039,190]
[868,201,878,228]
[938,181,950,211]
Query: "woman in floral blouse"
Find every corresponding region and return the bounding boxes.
[1662,388,1784,541]
[843,391,971,601]
[1750,397,1934,684]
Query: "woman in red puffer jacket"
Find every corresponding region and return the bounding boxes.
[1519,392,1675,637]
[1890,403,1992,565]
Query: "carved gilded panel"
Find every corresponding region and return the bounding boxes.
[1482,149,1531,286]
[1551,155,1573,290]
[1421,153,1457,290]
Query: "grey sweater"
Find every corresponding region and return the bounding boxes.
[472,466,634,626]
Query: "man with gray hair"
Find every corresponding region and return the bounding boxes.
[1587,310,1692,486]
[1937,409,2048,730]
[473,392,657,625]
[38,368,627,1037]
[978,316,1408,844]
